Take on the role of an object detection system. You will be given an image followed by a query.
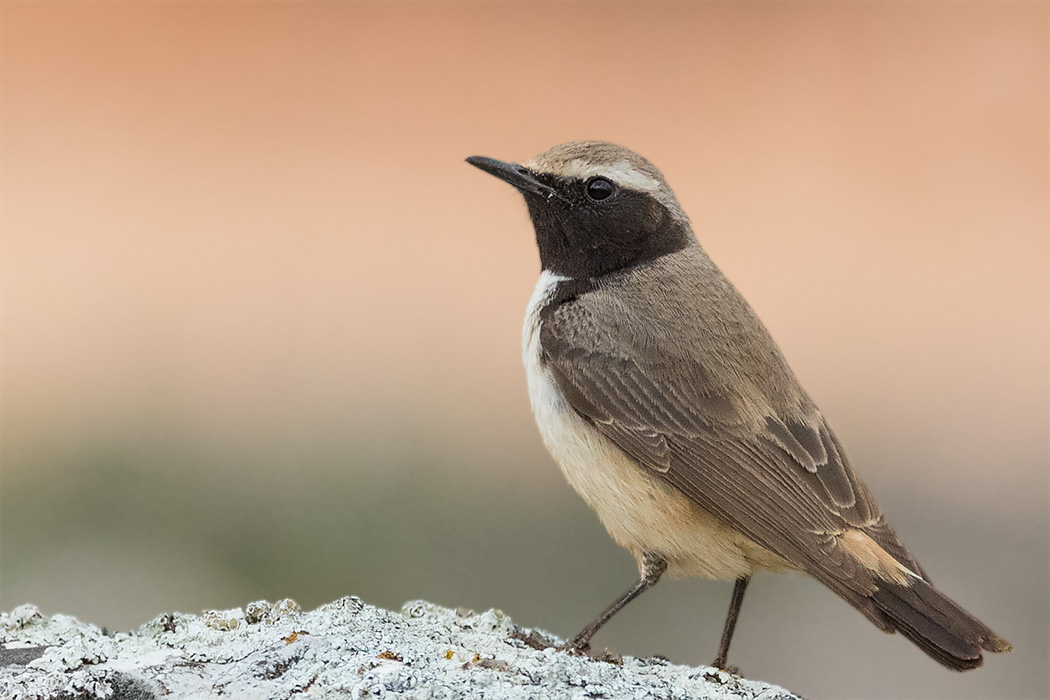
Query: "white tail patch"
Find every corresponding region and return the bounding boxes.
[839,529,921,586]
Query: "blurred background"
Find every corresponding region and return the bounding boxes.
[1,3,1046,699]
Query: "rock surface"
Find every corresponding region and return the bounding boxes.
[0,598,800,699]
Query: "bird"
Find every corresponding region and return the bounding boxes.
[465,141,1011,672]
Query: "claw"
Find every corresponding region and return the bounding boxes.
[558,641,622,664]
[558,640,591,656]
[710,661,742,676]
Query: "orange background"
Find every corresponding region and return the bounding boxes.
[1,3,1046,699]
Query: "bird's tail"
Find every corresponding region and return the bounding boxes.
[869,578,1011,671]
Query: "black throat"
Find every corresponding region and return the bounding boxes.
[522,183,694,280]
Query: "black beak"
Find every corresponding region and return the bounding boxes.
[465,156,563,201]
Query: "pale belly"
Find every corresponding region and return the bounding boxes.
[522,272,789,580]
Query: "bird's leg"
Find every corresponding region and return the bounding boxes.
[563,553,668,654]
[712,575,750,671]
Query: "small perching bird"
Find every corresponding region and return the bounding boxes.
[466,142,1011,672]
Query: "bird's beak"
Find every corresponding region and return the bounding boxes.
[465,156,562,201]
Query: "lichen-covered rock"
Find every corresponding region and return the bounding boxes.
[0,598,800,700]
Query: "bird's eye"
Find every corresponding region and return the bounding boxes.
[585,177,615,202]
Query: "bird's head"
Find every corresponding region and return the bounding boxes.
[467,141,695,279]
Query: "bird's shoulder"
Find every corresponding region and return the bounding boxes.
[538,245,805,420]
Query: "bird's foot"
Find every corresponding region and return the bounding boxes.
[508,627,558,652]
[708,660,741,677]
[589,648,624,665]
[557,638,591,656]
[558,641,621,665]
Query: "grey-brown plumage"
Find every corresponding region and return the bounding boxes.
[466,142,1011,671]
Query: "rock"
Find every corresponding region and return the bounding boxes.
[0,598,801,699]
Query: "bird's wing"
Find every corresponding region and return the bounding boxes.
[539,283,1016,669]
[539,281,923,608]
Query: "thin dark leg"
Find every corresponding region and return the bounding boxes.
[564,554,668,653]
[712,576,750,670]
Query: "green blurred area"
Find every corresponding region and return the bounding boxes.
[2,417,1046,700]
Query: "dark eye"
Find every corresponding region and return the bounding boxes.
[585,176,615,202]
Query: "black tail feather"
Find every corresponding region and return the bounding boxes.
[870,579,1011,671]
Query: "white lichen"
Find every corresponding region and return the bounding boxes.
[0,597,800,700]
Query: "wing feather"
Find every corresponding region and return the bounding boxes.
[539,291,897,600]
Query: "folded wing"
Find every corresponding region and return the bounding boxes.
[539,275,1009,669]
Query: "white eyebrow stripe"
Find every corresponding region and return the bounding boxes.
[526,158,663,194]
